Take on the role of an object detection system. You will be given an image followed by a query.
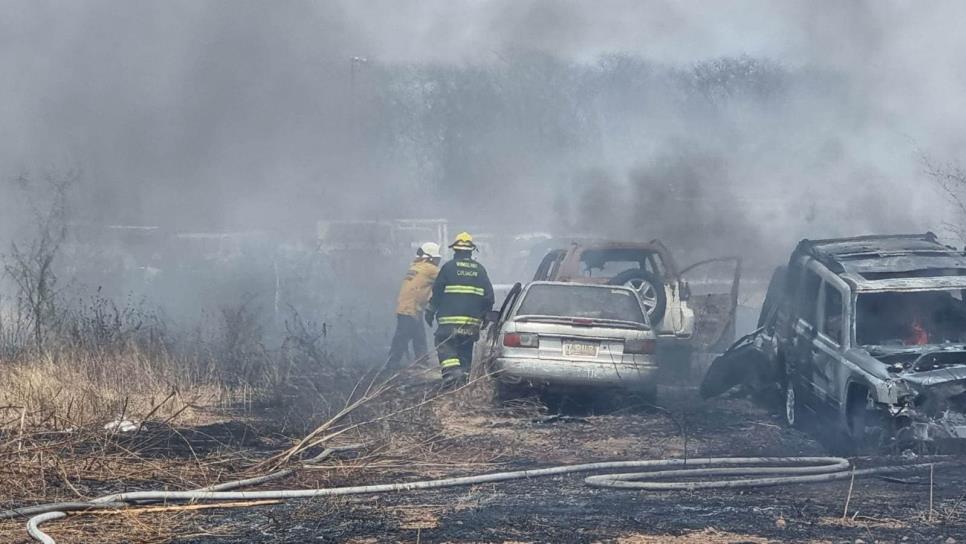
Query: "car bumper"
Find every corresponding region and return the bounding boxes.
[492,357,657,388]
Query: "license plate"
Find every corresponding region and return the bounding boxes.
[563,340,598,358]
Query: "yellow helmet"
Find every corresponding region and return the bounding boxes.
[449,231,476,251]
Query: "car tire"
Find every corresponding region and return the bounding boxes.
[639,383,658,405]
[846,387,884,454]
[784,381,802,428]
[494,381,528,404]
[608,268,668,325]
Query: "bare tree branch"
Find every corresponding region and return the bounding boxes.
[1,170,78,353]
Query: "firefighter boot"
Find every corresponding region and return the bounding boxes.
[440,367,466,390]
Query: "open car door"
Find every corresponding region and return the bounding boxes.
[680,257,741,352]
[486,282,522,343]
[478,282,523,374]
[700,265,786,399]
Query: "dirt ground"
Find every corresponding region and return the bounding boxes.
[3,379,966,544]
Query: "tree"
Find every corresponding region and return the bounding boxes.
[3,170,77,353]
[923,157,966,239]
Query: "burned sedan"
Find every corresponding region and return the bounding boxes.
[702,233,966,450]
[481,282,658,400]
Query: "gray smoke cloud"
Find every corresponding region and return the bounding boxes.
[1,0,964,277]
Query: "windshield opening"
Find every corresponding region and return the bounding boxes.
[857,289,966,346]
[578,249,662,279]
[516,284,647,325]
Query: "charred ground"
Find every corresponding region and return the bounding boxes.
[189,387,964,544]
[4,370,964,544]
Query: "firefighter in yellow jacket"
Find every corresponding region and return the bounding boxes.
[386,242,441,369]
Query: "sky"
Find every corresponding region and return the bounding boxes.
[1,1,964,249]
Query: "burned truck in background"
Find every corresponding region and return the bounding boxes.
[703,233,966,450]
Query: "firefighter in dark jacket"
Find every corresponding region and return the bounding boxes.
[425,232,495,387]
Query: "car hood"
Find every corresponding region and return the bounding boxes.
[867,346,966,386]
[900,367,966,393]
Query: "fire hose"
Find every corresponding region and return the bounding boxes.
[7,455,949,543]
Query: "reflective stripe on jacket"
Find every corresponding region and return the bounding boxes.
[395,259,439,316]
[428,256,494,335]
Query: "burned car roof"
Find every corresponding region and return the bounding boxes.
[544,238,669,250]
[796,233,966,290]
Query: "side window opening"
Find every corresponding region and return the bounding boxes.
[533,250,564,281]
[800,268,821,326]
[578,249,658,278]
[822,282,844,345]
[499,283,523,322]
[547,254,563,279]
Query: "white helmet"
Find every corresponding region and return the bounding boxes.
[418,242,441,259]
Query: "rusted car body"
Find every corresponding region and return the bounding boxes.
[703,233,966,450]
[531,240,741,352]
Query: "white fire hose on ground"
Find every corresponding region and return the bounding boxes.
[7,455,951,543]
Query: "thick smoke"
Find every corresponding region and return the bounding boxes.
[1,1,964,324]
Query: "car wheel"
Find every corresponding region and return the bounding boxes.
[494,381,527,404]
[784,381,801,427]
[608,268,668,324]
[845,386,889,454]
[639,383,658,405]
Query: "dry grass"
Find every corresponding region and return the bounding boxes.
[0,354,464,542]
[0,427,256,543]
[0,508,244,543]
[0,429,254,505]
[0,351,566,542]
[0,273,372,432]
[0,384,375,542]
[0,309,376,542]
[0,351,224,432]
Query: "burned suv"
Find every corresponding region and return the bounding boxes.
[705,233,966,450]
